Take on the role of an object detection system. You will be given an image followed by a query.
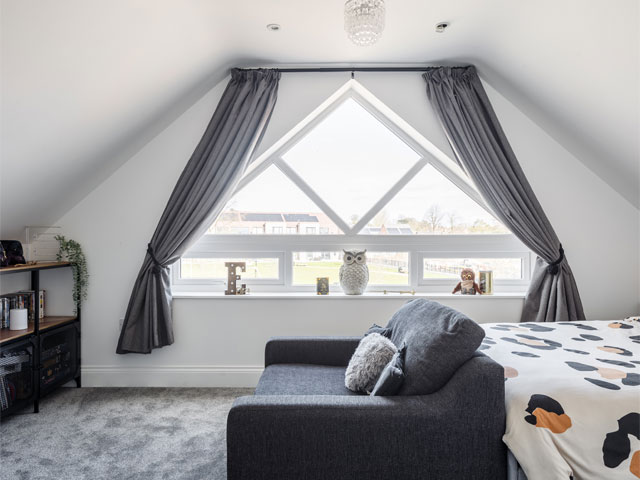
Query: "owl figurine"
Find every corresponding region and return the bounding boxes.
[339,249,369,295]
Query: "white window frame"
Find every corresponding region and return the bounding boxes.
[173,80,532,294]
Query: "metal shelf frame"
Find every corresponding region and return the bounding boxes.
[0,262,81,416]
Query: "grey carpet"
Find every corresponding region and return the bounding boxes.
[0,387,253,480]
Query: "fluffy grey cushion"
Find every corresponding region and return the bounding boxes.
[388,299,485,395]
[345,333,397,393]
[371,344,406,396]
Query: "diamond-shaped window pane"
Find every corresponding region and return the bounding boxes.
[282,98,421,226]
[209,166,343,235]
[360,164,510,235]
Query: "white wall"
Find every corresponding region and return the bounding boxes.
[51,72,639,387]
[0,268,74,317]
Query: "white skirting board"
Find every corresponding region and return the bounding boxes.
[81,365,264,387]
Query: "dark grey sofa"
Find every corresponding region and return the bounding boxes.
[227,336,506,480]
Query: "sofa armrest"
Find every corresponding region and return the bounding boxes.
[264,336,361,367]
[228,353,506,480]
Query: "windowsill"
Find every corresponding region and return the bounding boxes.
[173,291,526,300]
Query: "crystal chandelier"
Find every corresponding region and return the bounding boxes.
[344,0,386,47]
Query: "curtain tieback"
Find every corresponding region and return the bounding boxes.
[547,244,564,275]
[147,243,163,271]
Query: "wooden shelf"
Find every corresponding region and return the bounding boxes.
[0,262,71,275]
[0,316,77,345]
[0,325,33,344]
[40,316,77,332]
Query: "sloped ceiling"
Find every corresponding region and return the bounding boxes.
[1,0,638,238]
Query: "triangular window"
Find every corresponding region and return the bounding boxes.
[214,81,510,237]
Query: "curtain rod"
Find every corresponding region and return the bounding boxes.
[235,66,465,73]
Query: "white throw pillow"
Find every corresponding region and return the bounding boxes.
[345,333,398,393]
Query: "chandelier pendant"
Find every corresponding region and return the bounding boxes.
[344,0,386,47]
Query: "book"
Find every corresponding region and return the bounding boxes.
[0,376,8,410]
[38,290,45,318]
[19,290,45,319]
[16,291,35,321]
[0,298,9,328]
[0,290,45,328]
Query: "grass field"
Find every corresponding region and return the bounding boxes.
[180,258,279,279]
[292,261,408,285]
[423,271,459,279]
[181,258,464,285]
[182,259,411,285]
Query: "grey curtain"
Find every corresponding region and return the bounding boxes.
[117,69,280,353]
[423,66,585,322]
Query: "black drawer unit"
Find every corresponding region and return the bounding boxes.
[39,323,80,395]
[0,338,36,416]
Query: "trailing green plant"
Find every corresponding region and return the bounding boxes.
[55,235,88,313]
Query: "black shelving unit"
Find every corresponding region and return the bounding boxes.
[0,262,81,417]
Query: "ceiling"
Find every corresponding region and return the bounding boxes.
[1,0,638,238]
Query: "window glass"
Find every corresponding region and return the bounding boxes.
[422,258,522,280]
[209,167,342,235]
[180,258,279,279]
[292,252,341,285]
[366,252,409,285]
[282,98,421,226]
[292,251,409,286]
[361,165,509,235]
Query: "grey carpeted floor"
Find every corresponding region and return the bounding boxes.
[0,387,253,480]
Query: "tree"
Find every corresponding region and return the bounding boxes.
[469,219,508,234]
[424,204,444,233]
[446,212,458,233]
[371,209,389,227]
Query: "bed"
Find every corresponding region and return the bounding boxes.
[479,319,640,480]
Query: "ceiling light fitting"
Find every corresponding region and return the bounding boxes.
[435,22,449,33]
[344,0,385,47]
[266,24,281,31]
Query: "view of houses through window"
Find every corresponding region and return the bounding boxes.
[209,167,343,235]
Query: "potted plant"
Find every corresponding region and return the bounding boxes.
[55,235,88,313]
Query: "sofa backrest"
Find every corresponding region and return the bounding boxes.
[387,299,485,395]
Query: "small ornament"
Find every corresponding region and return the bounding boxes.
[452,268,481,295]
[225,262,246,295]
[479,270,493,294]
[339,249,369,295]
[316,277,329,295]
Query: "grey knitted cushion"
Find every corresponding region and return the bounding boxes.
[345,333,397,393]
[387,299,485,395]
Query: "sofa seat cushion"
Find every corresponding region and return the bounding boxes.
[256,364,360,396]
